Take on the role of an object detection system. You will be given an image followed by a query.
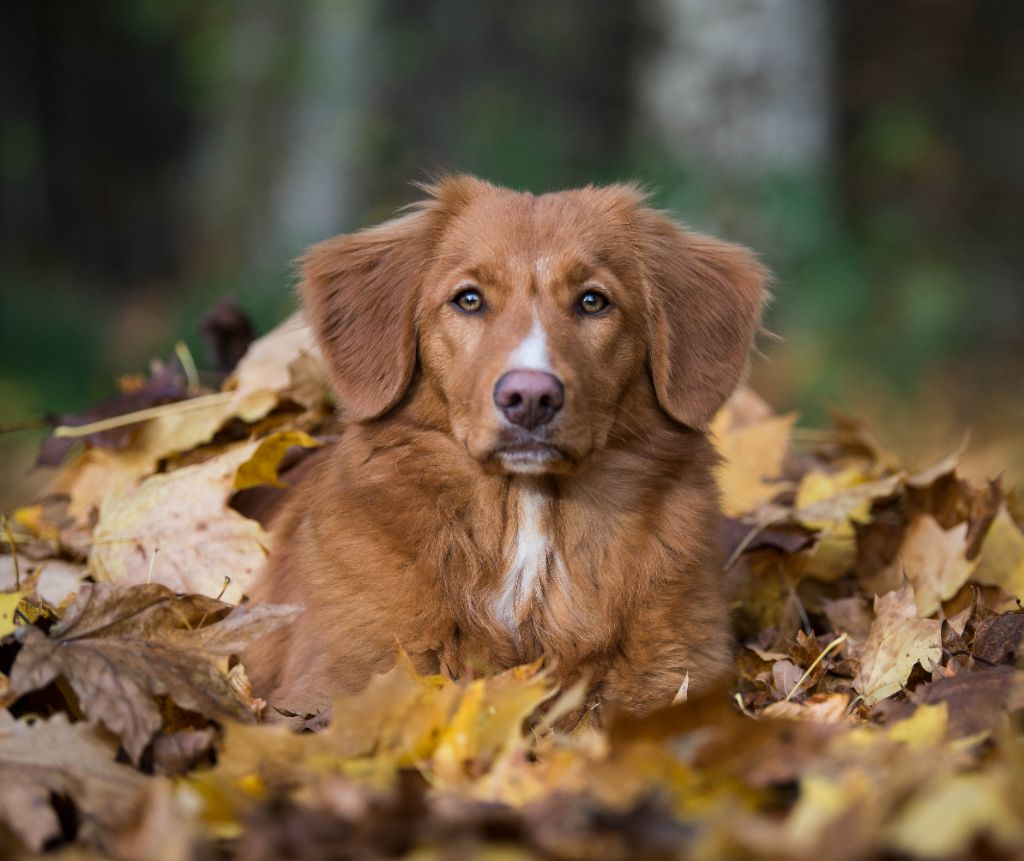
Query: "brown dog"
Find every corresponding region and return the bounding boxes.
[245,176,767,718]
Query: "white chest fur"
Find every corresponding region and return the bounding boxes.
[494,488,559,630]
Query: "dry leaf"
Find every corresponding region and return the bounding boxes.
[885,770,1022,858]
[51,315,328,520]
[0,590,27,638]
[973,506,1024,604]
[854,582,942,705]
[712,412,797,516]
[793,473,903,533]
[89,442,271,602]
[227,312,328,414]
[35,559,88,608]
[762,693,850,723]
[233,430,322,491]
[8,582,301,762]
[891,515,978,617]
[0,711,149,852]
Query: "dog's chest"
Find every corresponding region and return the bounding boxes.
[493,489,557,630]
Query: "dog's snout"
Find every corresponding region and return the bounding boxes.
[493,370,564,430]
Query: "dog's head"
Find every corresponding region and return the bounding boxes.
[302,176,767,475]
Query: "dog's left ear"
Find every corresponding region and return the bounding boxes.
[637,209,768,429]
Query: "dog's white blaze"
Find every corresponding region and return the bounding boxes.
[495,489,551,630]
[505,312,551,372]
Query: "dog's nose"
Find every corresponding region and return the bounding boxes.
[493,370,565,429]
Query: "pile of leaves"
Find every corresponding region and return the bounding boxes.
[2,313,1023,860]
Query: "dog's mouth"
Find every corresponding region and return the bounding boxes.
[491,440,572,475]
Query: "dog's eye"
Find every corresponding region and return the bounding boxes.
[452,287,484,314]
[577,290,610,315]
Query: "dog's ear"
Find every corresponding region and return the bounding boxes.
[300,212,430,419]
[636,209,768,429]
[300,177,486,420]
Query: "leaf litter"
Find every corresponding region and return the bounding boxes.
[1,318,1023,859]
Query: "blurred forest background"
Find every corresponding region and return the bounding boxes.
[1,0,1022,506]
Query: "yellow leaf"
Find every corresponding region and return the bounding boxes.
[786,768,871,849]
[0,591,27,637]
[853,582,941,705]
[712,412,796,516]
[885,702,948,749]
[797,533,857,583]
[12,506,59,543]
[433,680,487,780]
[233,430,322,491]
[795,465,873,513]
[885,770,1022,858]
[973,507,1024,603]
[793,473,903,534]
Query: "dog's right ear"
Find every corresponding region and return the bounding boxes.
[300,177,485,420]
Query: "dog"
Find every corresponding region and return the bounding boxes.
[244,175,767,719]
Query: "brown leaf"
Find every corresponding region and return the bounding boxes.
[8,582,301,762]
[910,667,1022,737]
[152,728,217,776]
[0,711,148,852]
[972,613,1024,666]
[822,595,873,645]
[200,296,256,374]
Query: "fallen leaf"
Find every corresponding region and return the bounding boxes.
[152,728,217,776]
[795,466,876,523]
[34,559,88,608]
[0,590,27,638]
[795,534,857,582]
[973,506,1024,604]
[793,473,903,533]
[226,312,328,415]
[0,711,149,851]
[909,667,1022,737]
[712,412,796,516]
[821,596,873,645]
[37,360,187,468]
[854,582,942,705]
[51,315,329,520]
[885,769,1022,858]
[89,441,272,602]
[8,582,301,762]
[972,613,1024,666]
[771,659,804,699]
[762,693,850,723]
[890,515,978,617]
[233,430,322,491]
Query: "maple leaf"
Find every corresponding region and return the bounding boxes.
[89,441,273,603]
[973,506,1024,606]
[8,582,301,763]
[0,711,149,852]
[891,515,978,617]
[711,411,796,516]
[853,582,942,705]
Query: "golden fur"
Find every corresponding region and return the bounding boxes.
[245,176,767,718]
